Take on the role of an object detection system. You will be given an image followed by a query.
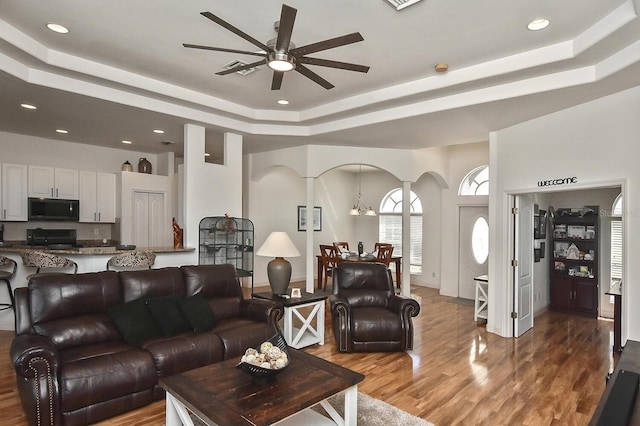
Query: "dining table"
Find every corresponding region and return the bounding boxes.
[317,252,402,289]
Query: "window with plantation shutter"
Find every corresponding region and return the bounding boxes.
[611,194,623,281]
[378,189,422,274]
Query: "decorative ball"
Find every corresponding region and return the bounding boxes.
[260,341,274,353]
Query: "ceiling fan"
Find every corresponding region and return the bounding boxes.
[183,4,370,90]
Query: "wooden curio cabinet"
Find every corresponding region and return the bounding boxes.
[549,207,599,318]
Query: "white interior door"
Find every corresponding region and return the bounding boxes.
[458,206,489,299]
[133,191,166,247]
[514,196,534,337]
[133,191,150,247]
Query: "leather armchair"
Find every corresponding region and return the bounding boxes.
[329,262,420,352]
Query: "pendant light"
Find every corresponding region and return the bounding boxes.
[349,165,376,216]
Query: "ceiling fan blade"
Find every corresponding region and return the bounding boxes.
[295,64,334,90]
[298,57,369,73]
[200,11,271,52]
[290,32,364,56]
[183,44,266,58]
[271,72,284,90]
[216,59,266,76]
[275,5,297,52]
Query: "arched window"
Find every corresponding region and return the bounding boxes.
[378,189,422,274]
[612,193,622,217]
[459,165,489,195]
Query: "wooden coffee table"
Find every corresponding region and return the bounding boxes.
[160,348,364,426]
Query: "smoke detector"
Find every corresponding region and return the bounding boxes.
[223,60,259,76]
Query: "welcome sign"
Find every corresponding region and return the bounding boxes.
[538,176,578,187]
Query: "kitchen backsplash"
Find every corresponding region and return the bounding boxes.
[1,221,116,242]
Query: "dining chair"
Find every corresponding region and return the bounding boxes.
[106,250,156,271]
[333,242,350,253]
[319,244,338,290]
[21,251,78,280]
[376,244,394,267]
[374,242,392,253]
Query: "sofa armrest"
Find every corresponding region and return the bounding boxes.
[389,295,421,319]
[329,294,353,352]
[11,334,59,377]
[10,334,61,426]
[241,299,284,329]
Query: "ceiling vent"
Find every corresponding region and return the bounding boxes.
[384,0,423,10]
[223,60,259,76]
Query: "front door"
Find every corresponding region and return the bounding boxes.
[458,206,489,299]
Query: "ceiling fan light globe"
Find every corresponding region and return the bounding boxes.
[268,52,295,71]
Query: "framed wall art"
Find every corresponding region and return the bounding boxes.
[297,206,322,231]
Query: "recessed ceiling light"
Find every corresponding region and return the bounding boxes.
[277,99,289,105]
[121,140,132,145]
[527,18,550,31]
[204,153,211,157]
[153,129,165,134]
[47,23,69,34]
[56,129,68,134]
[20,103,37,110]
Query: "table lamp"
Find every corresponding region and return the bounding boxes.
[256,231,300,295]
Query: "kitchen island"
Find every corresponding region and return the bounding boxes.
[0,244,197,330]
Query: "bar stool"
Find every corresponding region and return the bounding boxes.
[0,256,17,311]
[21,251,78,280]
[106,251,155,271]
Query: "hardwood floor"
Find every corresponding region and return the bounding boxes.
[0,286,615,425]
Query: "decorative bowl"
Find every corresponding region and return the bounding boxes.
[236,332,290,380]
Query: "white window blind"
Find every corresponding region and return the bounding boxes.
[379,188,423,274]
[379,215,422,274]
[611,219,622,280]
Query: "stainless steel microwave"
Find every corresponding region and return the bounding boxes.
[28,197,80,221]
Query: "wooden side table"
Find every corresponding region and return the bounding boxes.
[474,275,489,321]
[253,291,328,349]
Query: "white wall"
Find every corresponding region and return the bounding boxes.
[0,131,158,173]
[0,131,163,242]
[247,142,487,292]
[439,142,490,297]
[489,85,640,340]
[182,127,243,268]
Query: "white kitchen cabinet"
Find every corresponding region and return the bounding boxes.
[1,163,28,221]
[79,171,116,223]
[133,191,166,247]
[28,166,79,199]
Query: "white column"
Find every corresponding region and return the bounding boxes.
[402,181,411,297]
[306,177,315,293]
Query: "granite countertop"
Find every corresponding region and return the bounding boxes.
[0,242,194,255]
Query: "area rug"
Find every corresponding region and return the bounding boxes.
[445,297,475,307]
[311,391,434,426]
[187,391,433,425]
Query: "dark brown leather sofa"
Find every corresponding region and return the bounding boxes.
[329,262,420,352]
[10,264,283,426]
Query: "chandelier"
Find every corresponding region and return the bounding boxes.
[349,165,376,216]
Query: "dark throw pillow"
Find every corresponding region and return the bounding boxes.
[107,298,162,346]
[178,294,217,333]
[146,296,192,336]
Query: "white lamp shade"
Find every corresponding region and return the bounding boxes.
[256,231,300,258]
